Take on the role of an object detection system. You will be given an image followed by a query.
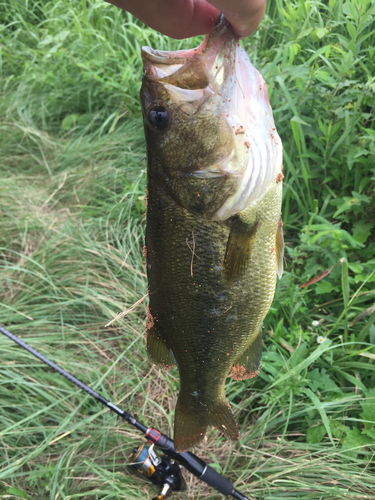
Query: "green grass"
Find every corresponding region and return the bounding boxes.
[1,0,375,499]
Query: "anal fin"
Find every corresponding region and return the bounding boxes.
[146,306,174,367]
[230,324,263,380]
[224,216,258,283]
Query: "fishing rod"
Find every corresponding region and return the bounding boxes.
[0,324,250,500]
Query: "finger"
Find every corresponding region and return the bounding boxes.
[106,0,220,39]
[208,0,266,37]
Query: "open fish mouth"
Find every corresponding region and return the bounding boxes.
[142,16,282,221]
[141,14,236,86]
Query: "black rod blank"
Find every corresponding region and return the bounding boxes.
[0,325,250,500]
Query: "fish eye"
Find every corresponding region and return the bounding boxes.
[148,105,169,130]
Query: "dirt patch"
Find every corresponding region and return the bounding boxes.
[235,125,245,135]
[146,305,155,330]
[230,364,260,381]
[276,172,284,184]
[142,245,147,268]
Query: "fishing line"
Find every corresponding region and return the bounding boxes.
[0,324,250,500]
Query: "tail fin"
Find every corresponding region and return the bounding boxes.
[174,397,239,452]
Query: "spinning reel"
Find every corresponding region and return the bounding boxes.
[129,443,185,499]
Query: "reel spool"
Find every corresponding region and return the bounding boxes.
[129,443,185,499]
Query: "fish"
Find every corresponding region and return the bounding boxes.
[140,15,284,452]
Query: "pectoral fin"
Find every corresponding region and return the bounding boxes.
[224,216,258,283]
[146,306,174,367]
[230,324,263,380]
[275,218,284,279]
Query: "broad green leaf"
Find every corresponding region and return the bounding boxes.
[306,424,326,444]
[354,148,371,159]
[268,341,332,389]
[347,262,364,274]
[315,280,335,295]
[308,368,342,394]
[332,193,370,218]
[62,113,80,131]
[318,119,327,136]
[338,229,365,248]
[330,419,349,440]
[311,27,328,43]
[341,428,372,458]
[315,28,328,39]
[352,223,373,244]
[363,127,375,137]
[360,388,375,427]
[362,427,375,440]
[6,488,28,500]
[342,2,351,16]
[297,27,314,39]
[346,23,357,40]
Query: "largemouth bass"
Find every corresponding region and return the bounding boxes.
[141,15,284,452]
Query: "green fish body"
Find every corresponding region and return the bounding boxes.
[141,17,284,452]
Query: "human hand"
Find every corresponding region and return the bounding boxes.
[106,0,266,39]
